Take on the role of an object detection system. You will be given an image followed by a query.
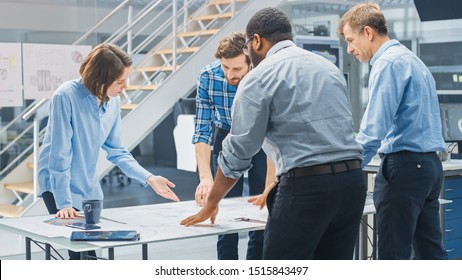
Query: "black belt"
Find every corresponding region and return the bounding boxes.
[379,150,436,158]
[215,126,230,136]
[284,159,361,177]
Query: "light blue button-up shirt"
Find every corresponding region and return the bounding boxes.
[218,40,362,178]
[356,39,445,167]
[38,79,152,210]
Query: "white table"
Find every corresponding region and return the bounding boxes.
[2,181,454,260]
[0,197,267,260]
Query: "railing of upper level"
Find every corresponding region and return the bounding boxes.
[0,0,243,179]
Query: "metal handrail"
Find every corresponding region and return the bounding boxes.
[116,0,207,99]
[1,0,240,178]
[125,0,235,94]
[121,2,240,115]
[132,0,209,61]
[72,0,132,45]
[0,124,46,178]
[106,1,166,44]
[121,0,238,108]
[131,0,228,72]
[130,6,176,56]
[1,0,140,178]
[0,123,33,156]
[121,3,174,53]
[21,98,49,121]
[0,101,38,136]
[0,123,33,177]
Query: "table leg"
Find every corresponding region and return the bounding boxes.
[142,244,148,260]
[45,243,51,260]
[373,214,377,260]
[108,247,114,260]
[25,237,31,260]
[354,236,359,260]
[358,219,365,260]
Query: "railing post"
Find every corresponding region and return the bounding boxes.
[21,98,48,202]
[127,4,133,54]
[183,0,188,33]
[231,0,236,16]
[32,116,39,202]
[172,0,177,71]
[126,3,133,94]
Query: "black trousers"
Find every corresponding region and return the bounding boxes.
[374,151,448,259]
[42,191,97,260]
[264,168,366,259]
[212,126,266,260]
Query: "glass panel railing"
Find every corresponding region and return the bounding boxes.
[0,99,49,178]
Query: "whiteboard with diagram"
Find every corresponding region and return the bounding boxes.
[22,43,91,99]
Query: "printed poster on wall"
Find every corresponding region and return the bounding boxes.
[0,42,23,107]
[22,43,91,99]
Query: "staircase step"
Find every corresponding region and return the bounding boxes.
[210,0,247,5]
[4,182,34,194]
[0,204,25,218]
[177,29,219,38]
[125,84,158,91]
[120,104,138,110]
[157,47,200,55]
[193,12,232,21]
[137,65,181,72]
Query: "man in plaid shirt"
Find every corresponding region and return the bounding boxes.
[192,32,268,260]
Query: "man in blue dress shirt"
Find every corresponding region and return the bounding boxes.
[183,8,366,260]
[338,3,448,259]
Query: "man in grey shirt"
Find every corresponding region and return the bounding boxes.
[182,7,366,260]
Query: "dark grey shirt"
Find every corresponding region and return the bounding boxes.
[218,40,362,177]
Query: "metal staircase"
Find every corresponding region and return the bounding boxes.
[0,0,286,218]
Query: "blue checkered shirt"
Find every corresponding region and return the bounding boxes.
[192,60,237,145]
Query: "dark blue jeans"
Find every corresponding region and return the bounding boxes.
[212,127,266,260]
[263,168,366,260]
[42,191,97,260]
[374,151,448,259]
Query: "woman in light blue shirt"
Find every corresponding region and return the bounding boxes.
[38,44,179,259]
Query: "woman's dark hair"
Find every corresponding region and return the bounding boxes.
[79,43,132,103]
[246,7,293,45]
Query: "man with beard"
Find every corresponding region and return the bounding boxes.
[192,32,267,260]
[183,8,366,260]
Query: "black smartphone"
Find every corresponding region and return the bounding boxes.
[66,223,101,230]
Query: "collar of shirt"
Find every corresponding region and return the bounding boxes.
[370,39,400,66]
[76,78,91,99]
[266,40,296,58]
[76,78,110,113]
